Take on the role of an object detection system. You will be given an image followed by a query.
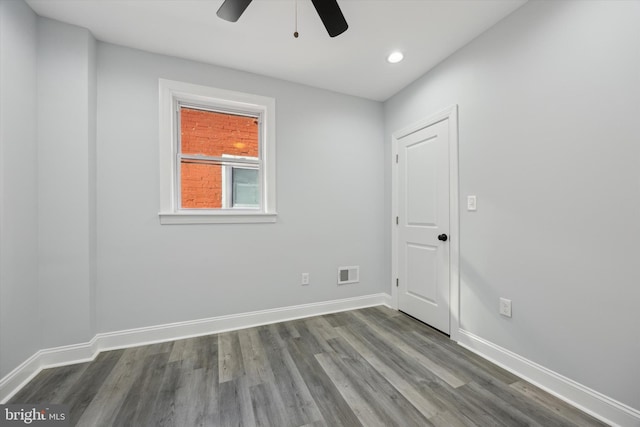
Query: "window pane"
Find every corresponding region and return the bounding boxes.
[232,168,259,207]
[180,107,259,158]
[181,162,223,209]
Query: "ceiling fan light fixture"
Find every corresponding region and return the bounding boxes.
[387,51,404,64]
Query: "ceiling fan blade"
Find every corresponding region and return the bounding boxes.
[217,0,253,22]
[310,0,348,38]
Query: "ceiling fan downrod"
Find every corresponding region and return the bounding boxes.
[294,0,299,38]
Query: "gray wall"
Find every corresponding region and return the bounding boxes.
[37,17,98,348]
[384,0,640,409]
[0,0,40,378]
[0,7,98,376]
[96,44,386,333]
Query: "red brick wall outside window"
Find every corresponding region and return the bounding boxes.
[180,108,259,208]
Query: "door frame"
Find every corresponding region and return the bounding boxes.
[391,105,460,342]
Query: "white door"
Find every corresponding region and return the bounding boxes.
[397,118,450,334]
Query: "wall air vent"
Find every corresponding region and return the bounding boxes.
[337,266,359,285]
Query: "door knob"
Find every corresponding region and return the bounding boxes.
[438,234,448,242]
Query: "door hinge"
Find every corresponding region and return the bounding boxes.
[396,216,399,225]
[396,154,398,163]
[396,278,399,287]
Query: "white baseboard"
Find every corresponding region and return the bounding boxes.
[0,339,99,405]
[0,293,392,403]
[458,329,640,427]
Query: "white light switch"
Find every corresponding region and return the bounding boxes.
[499,298,512,317]
[467,195,477,211]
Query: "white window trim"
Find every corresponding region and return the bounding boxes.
[158,79,276,224]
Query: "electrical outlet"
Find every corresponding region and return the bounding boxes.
[301,273,310,286]
[499,298,512,317]
[467,195,477,211]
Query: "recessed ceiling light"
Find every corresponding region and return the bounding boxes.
[387,51,404,64]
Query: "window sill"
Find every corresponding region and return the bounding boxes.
[159,211,277,225]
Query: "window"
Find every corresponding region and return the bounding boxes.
[159,79,276,224]
[220,155,259,208]
[179,108,259,209]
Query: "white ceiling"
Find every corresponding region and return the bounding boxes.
[26,0,527,101]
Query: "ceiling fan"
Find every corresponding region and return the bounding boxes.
[216,0,349,38]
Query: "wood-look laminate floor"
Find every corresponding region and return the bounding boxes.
[10,306,607,427]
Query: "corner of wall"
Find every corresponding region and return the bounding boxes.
[0,0,40,380]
